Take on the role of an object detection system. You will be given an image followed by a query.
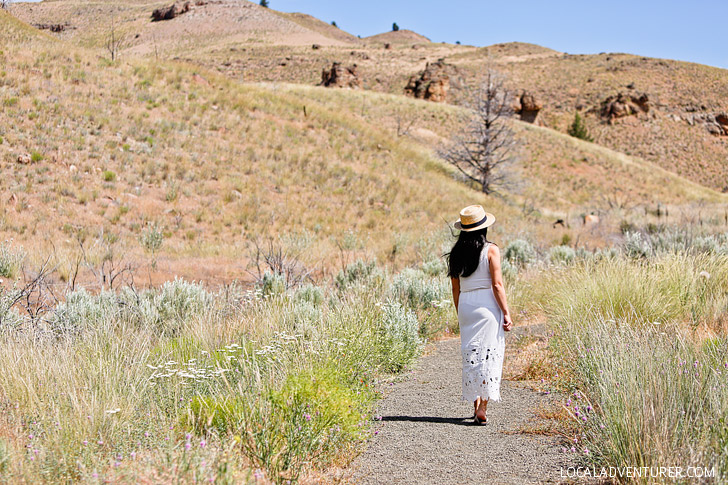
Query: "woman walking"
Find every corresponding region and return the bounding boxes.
[448,205,512,425]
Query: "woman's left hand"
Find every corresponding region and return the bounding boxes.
[503,314,513,331]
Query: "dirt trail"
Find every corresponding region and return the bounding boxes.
[347,329,574,484]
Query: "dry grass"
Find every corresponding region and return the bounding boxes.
[2,7,726,287]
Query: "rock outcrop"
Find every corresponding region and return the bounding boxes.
[687,112,728,136]
[151,2,190,22]
[403,59,455,103]
[600,92,650,121]
[320,62,362,89]
[513,91,542,123]
[33,23,69,33]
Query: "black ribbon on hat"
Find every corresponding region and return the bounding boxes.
[460,214,488,229]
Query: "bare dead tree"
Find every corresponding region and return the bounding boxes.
[438,69,519,195]
[106,15,126,62]
[247,238,314,289]
[394,108,416,137]
[0,257,60,331]
[75,229,136,291]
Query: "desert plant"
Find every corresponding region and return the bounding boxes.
[376,300,422,372]
[567,111,593,142]
[259,271,286,297]
[548,245,576,265]
[30,150,43,163]
[438,69,519,194]
[0,241,24,278]
[259,0,269,7]
[504,239,536,267]
[389,268,448,310]
[392,22,399,31]
[334,259,381,291]
[622,231,651,259]
[140,222,164,267]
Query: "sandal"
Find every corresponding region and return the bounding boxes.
[474,413,488,425]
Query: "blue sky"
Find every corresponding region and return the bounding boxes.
[269,0,727,69]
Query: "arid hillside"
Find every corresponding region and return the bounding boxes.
[2,6,727,286]
[14,1,727,191]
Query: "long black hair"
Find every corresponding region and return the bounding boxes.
[446,227,491,278]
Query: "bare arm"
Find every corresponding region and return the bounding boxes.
[450,277,460,315]
[488,244,512,331]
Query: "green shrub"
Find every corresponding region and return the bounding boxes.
[390,268,448,310]
[186,395,246,435]
[548,245,576,265]
[0,242,24,279]
[154,278,211,325]
[420,258,446,276]
[140,223,164,255]
[376,300,422,372]
[102,170,116,182]
[622,231,651,259]
[500,258,518,282]
[50,288,118,335]
[219,362,369,483]
[334,259,381,290]
[504,239,536,267]
[294,284,324,306]
[30,151,43,163]
[259,271,286,297]
[567,111,593,142]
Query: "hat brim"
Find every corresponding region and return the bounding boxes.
[454,212,496,232]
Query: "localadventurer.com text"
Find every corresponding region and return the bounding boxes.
[561,466,717,480]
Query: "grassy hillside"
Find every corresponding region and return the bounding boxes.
[0,11,509,285]
[2,9,727,287]
[18,0,720,193]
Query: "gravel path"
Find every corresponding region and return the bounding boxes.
[347,333,574,484]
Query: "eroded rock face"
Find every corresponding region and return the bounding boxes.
[403,59,454,103]
[151,2,190,22]
[512,91,542,123]
[686,112,728,136]
[320,62,362,89]
[715,113,728,136]
[600,92,650,121]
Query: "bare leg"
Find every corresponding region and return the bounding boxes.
[473,397,481,416]
[476,379,489,421]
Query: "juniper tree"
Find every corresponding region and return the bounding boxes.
[392,22,399,31]
[438,69,519,195]
[259,0,269,7]
[568,111,593,142]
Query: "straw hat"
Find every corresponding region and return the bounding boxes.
[454,205,495,232]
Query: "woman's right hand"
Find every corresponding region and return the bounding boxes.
[503,314,513,331]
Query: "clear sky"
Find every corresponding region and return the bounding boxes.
[268,0,728,69]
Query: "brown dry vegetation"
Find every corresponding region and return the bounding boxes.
[2,6,727,287]
[17,0,722,192]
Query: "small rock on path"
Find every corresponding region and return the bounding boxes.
[347,336,573,484]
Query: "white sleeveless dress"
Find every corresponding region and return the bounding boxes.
[457,243,506,402]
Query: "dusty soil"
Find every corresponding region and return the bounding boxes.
[346,332,574,484]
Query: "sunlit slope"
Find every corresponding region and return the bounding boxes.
[275,85,726,211]
[0,15,509,275]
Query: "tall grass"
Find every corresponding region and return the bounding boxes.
[0,258,450,483]
[544,252,728,482]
